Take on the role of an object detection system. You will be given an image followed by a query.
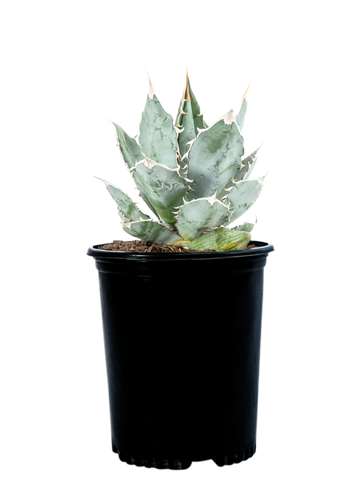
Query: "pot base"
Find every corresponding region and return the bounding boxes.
[112,443,256,469]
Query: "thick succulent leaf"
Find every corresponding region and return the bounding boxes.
[109,170,160,218]
[243,147,260,180]
[139,86,178,168]
[231,222,258,233]
[236,72,254,136]
[234,147,260,182]
[113,122,144,169]
[113,120,173,218]
[97,178,150,221]
[187,115,244,201]
[176,197,231,241]
[176,73,207,165]
[235,96,250,137]
[132,159,189,225]
[88,172,153,221]
[177,227,251,251]
[120,217,181,244]
[224,210,260,233]
[223,175,266,225]
[218,147,260,200]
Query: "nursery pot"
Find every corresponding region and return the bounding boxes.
[87,240,274,470]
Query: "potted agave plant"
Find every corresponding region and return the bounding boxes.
[87,72,274,470]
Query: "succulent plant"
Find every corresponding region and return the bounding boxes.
[98,72,265,251]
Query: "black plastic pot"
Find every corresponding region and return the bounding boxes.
[87,240,274,470]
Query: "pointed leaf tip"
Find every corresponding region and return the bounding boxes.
[253,210,260,224]
[100,112,114,127]
[139,60,157,100]
[222,109,235,125]
[139,60,152,76]
[246,71,254,86]
[182,58,191,73]
[260,163,274,180]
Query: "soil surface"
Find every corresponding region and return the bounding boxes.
[95,240,256,253]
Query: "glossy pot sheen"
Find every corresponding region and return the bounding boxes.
[87,241,274,469]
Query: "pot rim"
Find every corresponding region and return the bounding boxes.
[87,240,274,261]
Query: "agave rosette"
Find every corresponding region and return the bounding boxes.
[98,73,264,251]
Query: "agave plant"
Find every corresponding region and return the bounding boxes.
[98,73,265,251]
